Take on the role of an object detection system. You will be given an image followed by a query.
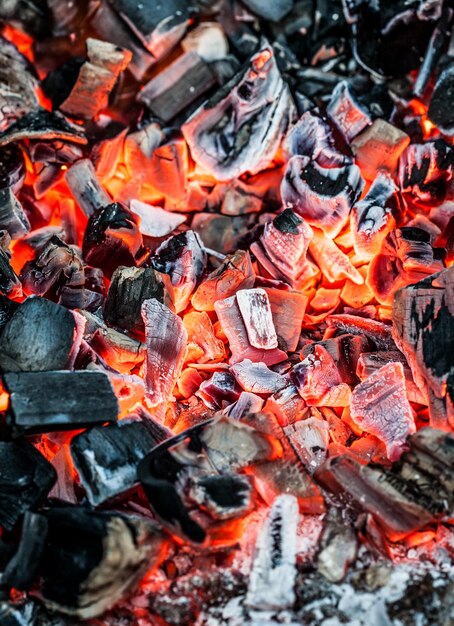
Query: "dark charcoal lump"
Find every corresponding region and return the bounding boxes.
[0,440,56,531]
[273,208,303,234]
[0,109,87,147]
[428,64,454,136]
[0,144,25,191]
[0,0,53,39]
[0,297,76,372]
[42,58,85,110]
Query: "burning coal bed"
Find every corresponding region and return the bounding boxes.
[0,1,454,625]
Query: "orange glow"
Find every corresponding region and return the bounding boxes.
[2,25,34,61]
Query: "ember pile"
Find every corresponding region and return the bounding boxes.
[0,1,454,625]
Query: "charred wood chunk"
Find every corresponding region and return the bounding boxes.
[130,199,186,238]
[191,249,255,312]
[350,361,416,461]
[351,119,410,181]
[0,441,56,531]
[42,57,85,110]
[0,36,38,132]
[90,122,127,181]
[0,108,87,147]
[0,0,52,39]
[326,81,371,142]
[214,292,287,366]
[251,209,318,290]
[230,359,287,395]
[0,297,75,372]
[367,227,444,306]
[242,0,293,21]
[83,202,143,279]
[309,228,363,285]
[398,139,453,203]
[245,494,298,611]
[428,65,454,136]
[0,247,21,298]
[59,38,132,120]
[326,313,395,351]
[152,230,206,313]
[182,42,295,180]
[0,188,30,239]
[283,110,350,167]
[104,266,164,333]
[20,236,86,308]
[0,294,18,333]
[108,0,192,58]
[315,427,453,540]
[316,508,357,583]
[392,265,454,423]
[65,158,111,219]
[281,157,364,238]
[0,143,25,192]
[351,171,397,260]
[70,420,156,506]
[138,51,217,122]
[189,474,252,520]
[141,299,187,413]
[3,505,163,619]
[197,370,241,410]
[4,370,118,436]
[284,416,329,473]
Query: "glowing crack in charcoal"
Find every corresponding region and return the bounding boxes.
[0,3,452,626]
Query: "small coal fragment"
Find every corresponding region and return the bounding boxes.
[20,236,86,308]
[182,42,295,180]
[428,65,454,135]
[285,417,330,472]
[142,298,187,413]
[197,370,241,410]
[65,158,111,218]
[316,508,357,583]
[315,427,454,540]
[59,38,132,120]
[83,202,143,278]
[0,188,31,239]
[138,51,217,122]
[0,294,18,333]
[0,1,52,39]
[327,81,371,142]
[104,265,164,333]
[350,361,416,461]
[309,228,363,285]
[0,297,76,372]
[245,494,299,610]
[189,473,252,520]
[108,0,192,59]
[398,139,453,203]
[281,157,364,238]
[0,143,26,192]
[2,512,48,589]
[326,313,395,351]
[3,505,163,619]
[301,334,370,386]
[152,230,206,313]
[0,108,87,147]
[0,440,56,531]
[70,420,156,506]
[242,0,293,21]
[0,36,38,132]
[4,370,118,436]
[351,171,397,259]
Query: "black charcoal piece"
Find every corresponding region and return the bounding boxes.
[0,108,87,147]
[0,1,52,39]
[108,0,191,57]
[83,202,143,278]
[138,51,217,122]
[2,505,162,619]
[2,512,48,589]
[0,188,30,239]
[189,474,252,520]
[0,294,18,332]
[70,420,156,506]
[42,57,85,110]
[428,65,454,136]
[0,143,25,192]
[4,370,118,435]
[0,297,75,372]
[0,440,56,531]
[0,36,38,131]
[0,248,21,297]
[103,266,164,333]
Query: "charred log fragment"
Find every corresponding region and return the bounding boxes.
[0,143,25,192]
[428,64,454,136]
[0,108,87,147]
[65,159,111,219]
[0,248,21,298]
[281,157,364,238]
[326,313,395,351]
[315,427,454,541]
[3,506,163,619]
[398,139,453,203]
[82,202,143,279]
[104,265,164,334]
[351,119,409,181]
[0,297,76,372]
[182,42,295,180]
[0,440,56,531]
[4,370,118,436]
[138,51,217,122]
[70,420,156,506]
[59,38,132,120]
